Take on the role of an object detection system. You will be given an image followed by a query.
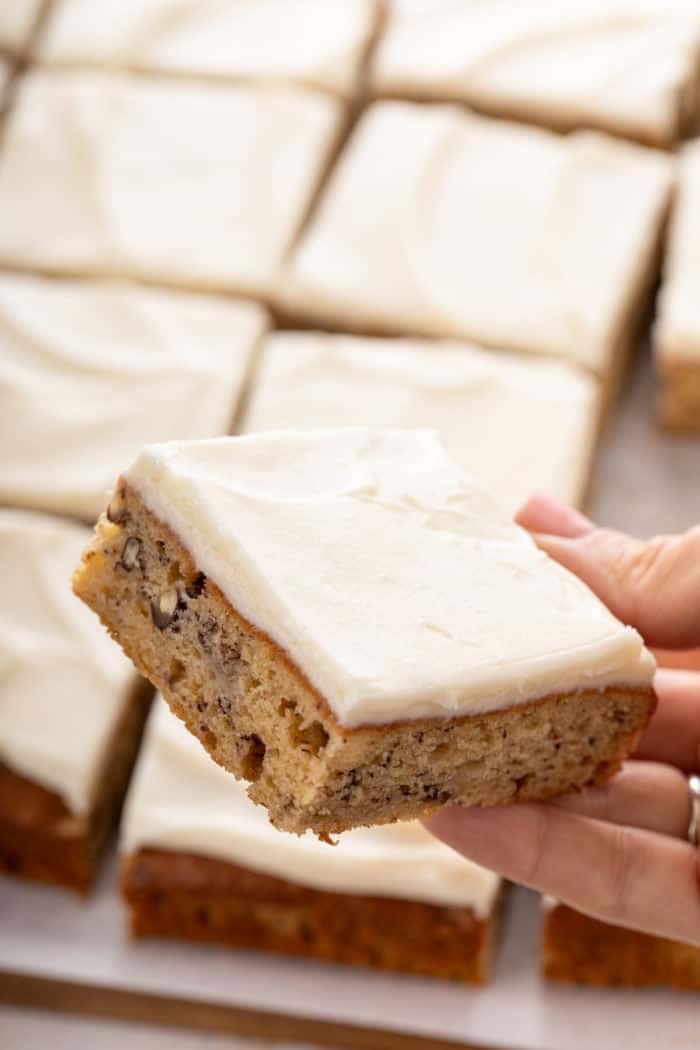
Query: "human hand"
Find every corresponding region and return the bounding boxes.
[426,493,700,946]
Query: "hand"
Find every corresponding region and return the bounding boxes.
[426,493,700,946]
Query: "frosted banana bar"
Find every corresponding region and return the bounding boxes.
[74,429,656,835]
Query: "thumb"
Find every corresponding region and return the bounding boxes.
[517,494,700,651]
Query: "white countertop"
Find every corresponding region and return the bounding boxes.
[0,1007,320,1050]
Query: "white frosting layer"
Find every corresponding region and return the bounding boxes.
[372,0,700,144]
[0,275,267,521]
[122,697,501,913]
[0,510,137,814]
[125,430,654,728]
[0,0,43,51]
[0,71,341,295]
[282,103,671,376]
[40,0,377,99]
[655,140,700,363]
[244,332,599,513]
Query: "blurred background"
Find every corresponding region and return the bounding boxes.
[1,2,699,1048]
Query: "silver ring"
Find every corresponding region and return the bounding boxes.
[689,774,700,847]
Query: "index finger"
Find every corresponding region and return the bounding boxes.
[632,669,700,772]
[516,494,700,650]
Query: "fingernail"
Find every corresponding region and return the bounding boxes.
[516,492,594,539]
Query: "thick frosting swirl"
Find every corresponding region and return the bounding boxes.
[122,697,502,913]
[125,429,654,728]
[0,510,137,814]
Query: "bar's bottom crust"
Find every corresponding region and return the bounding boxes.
[73,481,656,837]
[657,354,700,433]
[121,848,499,983]
[0,679,152,894]
[543,904,700,991]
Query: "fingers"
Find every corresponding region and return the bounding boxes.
[551,761,691,838]
[654,647,700,673]
[516,494,700,650]
[515,492,594,539]
[633,669,700,773]
[426,803,700,945]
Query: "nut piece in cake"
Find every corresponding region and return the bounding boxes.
[73,429,656,836]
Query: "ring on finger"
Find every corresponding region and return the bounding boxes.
[688,774,700,847]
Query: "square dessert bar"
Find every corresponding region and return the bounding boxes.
[371,0,700,149]
[543,901,700,990]
[0,275,267,520]
[121,698,501,982]
[243,331,601,513]
[0,275,267,522]
[280,101,672,388]
[39,0,380,100]
[74,429,656,836]
[0,510,151,893]
[0,71,342,297]
[654,140,700,433]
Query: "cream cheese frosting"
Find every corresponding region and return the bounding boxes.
[0,274,268,521]
[125,429,655,728]
[281,102,672,376]
[655,140,700,363]
[243,332,599,513]
[122,696,501,913]
[372,0,700,146]
[0,510,137,814]
[39,0,378,99]
[0,0,43,51]
[0,71,341,295]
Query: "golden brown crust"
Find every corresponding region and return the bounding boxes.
[656,352,700,433]
[121,847,498,982]
[74,481,656,836]
[0,678,152,894]
[543,903,700,990]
